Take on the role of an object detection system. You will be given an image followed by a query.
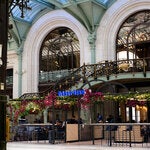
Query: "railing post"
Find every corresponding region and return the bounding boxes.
[94,64,97,79]
[82,63,86,82]
[109,125,112,146]
[129,128,132,147]
[105,61,109,80]
[143,58,146,77]
[92,125,95,145]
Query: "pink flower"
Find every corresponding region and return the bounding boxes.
[79,89,104,109]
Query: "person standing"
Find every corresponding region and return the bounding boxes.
[97,113,103,123]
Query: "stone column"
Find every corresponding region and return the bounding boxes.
[88,31,96,64]
[43,108,48,123]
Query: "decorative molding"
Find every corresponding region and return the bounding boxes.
[22,10,89,94]
[96,0,150,62]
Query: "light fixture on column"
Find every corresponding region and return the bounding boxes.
[0,44,2,66]
[0,44,4,90]
[0,83,4,90]
[9,0,31,18]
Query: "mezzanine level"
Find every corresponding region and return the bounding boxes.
[38,57,150,83]
[6,57,150,99]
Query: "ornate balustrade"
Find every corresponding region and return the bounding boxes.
[39,58,149,83]
[7,58,150,99]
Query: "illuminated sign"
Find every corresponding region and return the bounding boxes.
[58,89,85,96]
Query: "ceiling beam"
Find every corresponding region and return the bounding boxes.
[64,4,92,32]
[32,0,56,9]
[46,0,64,8]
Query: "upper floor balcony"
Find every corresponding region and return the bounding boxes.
[6,57,150,96]
[38,57,150,83]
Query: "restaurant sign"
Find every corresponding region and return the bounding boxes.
[57,89,85,96]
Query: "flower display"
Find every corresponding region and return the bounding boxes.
[7,98,45,122]
[79,89,104,109]
[7,90,150,122]
[44,91,57,107]
[126,99,147,107]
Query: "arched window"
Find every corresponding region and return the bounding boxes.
[116,10,150,60]
[39,27,80,83]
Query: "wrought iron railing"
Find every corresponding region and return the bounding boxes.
[7,58,149,86]
[70,57,149,80]
[39,57,149,83]
[8,57,150,99]
[39,69,73,83]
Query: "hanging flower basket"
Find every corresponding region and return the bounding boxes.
[138,100,147,106]
[79,89,104,109]
[126,99,138,107]
[44,91,57,107]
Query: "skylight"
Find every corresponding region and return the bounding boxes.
[96,0,110,4]
[56,0,69,5]
[10,0,113,23]
[11,1,46,22]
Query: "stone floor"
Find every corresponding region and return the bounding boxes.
[7,140,149,150]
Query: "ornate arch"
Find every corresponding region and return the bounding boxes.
[22,10,89,94]
[96,0,150,62]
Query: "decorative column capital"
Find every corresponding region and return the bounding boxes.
[88,31,96,45]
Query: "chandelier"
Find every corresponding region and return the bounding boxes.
[9,0,31,18]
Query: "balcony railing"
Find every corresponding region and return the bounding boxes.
[39,69,73,83]
[39,57,150,83]
[6,58,150,92]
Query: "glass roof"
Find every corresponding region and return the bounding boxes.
[10,0,113,23]
[56,0,69,5]
[9,0,115,44]
[10,0,55,23]
[56,0,110,5]
[11,1,45,22]
[96,0,110,4]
